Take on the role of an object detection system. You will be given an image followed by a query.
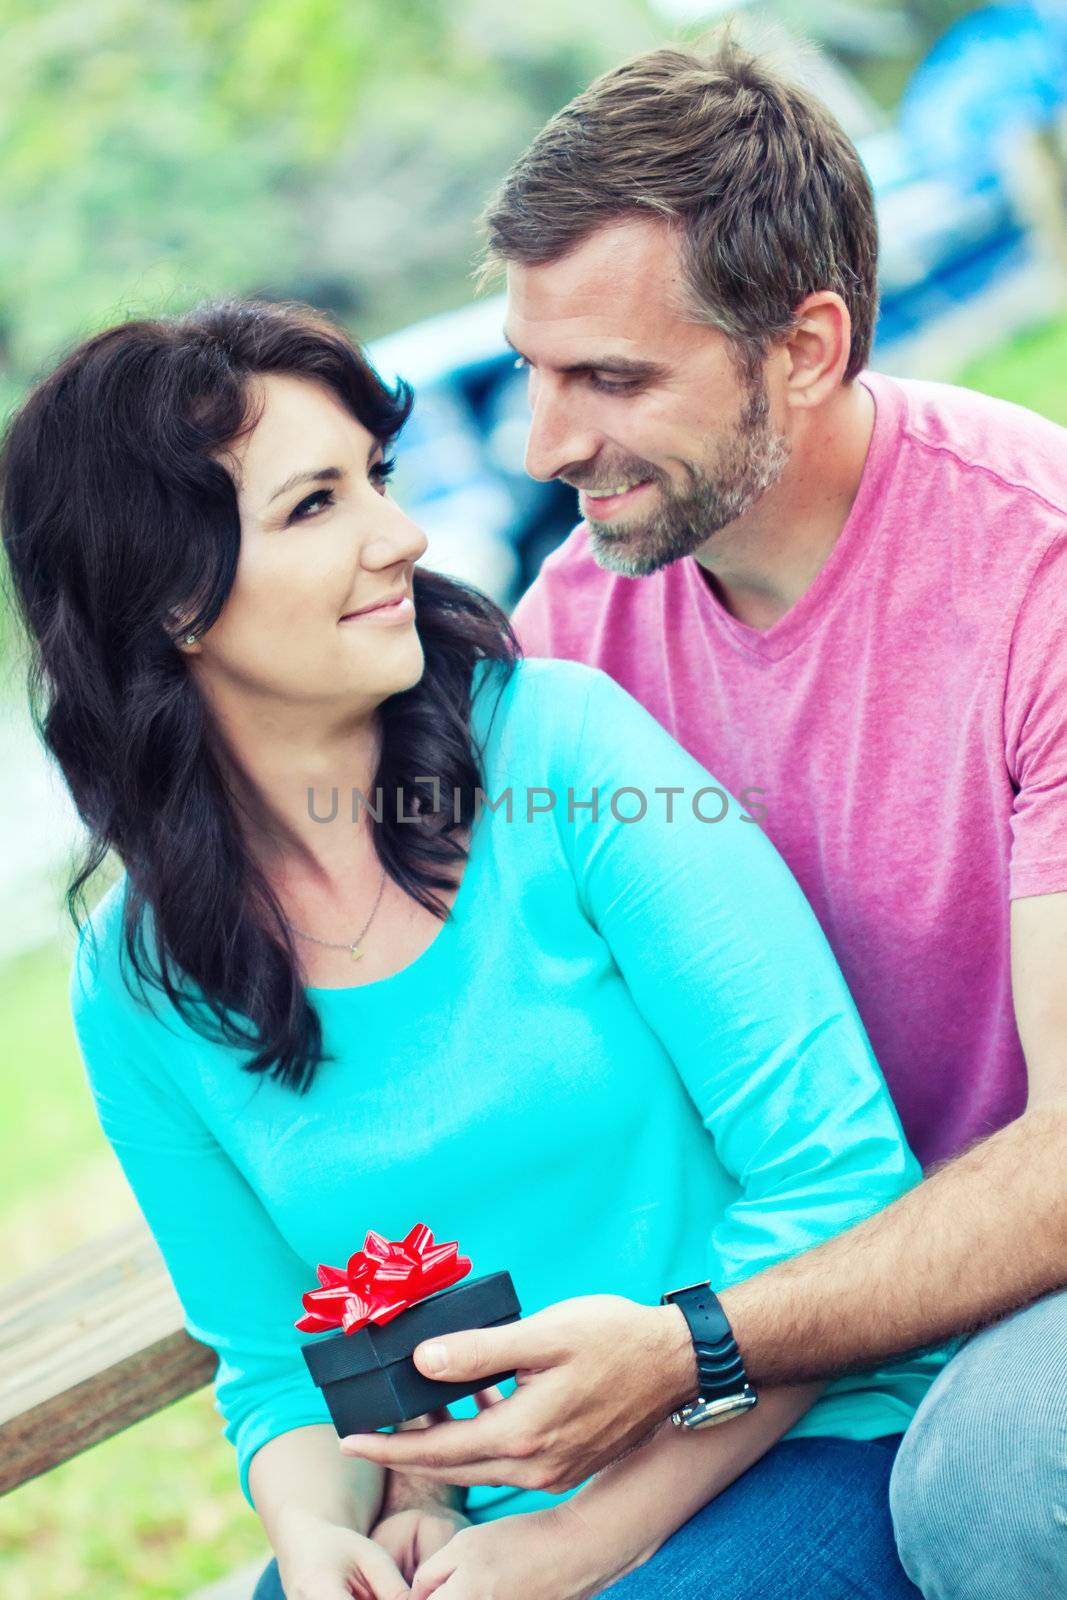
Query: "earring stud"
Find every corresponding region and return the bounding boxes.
[183,632,198,645]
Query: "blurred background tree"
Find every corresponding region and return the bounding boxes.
[0,0,665,420]
[1,0,997,419]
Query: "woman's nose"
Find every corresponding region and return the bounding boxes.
[361,506,429,569]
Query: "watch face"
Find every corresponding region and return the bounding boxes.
[661,1280,711,1304]
[676,1392,758,1428]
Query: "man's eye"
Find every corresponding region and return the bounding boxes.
[590,376,640,395]
[289,488,335,522]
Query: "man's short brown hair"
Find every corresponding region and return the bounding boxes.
[476,39,879,382]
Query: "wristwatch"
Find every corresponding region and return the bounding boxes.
[661,1280,758,1428]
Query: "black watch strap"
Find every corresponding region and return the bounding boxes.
[661,1281,751,1402]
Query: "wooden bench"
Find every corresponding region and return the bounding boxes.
[0,1215,271,1598]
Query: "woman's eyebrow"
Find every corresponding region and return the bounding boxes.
[266,439,386,506]
[267,465,343,506]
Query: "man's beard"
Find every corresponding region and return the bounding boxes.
[582,371,791,578]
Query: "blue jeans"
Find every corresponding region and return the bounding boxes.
[252,1434,917,1599]
[889,1287,1067,1599]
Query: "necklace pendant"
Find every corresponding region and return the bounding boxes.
[350,944,364,962]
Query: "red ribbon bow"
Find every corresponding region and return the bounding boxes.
[295,1222,472,1335]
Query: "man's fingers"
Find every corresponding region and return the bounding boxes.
[398,1405,452,1429]
[411,1314,551,1384]
[340,1384,539,1479]
[341,1402,535,1481]
[472,1385,505,1409]
[348,1452,537,1489]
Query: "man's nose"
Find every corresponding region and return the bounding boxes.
[524,382,599,484]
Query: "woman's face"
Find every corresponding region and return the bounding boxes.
[186,371,428,717]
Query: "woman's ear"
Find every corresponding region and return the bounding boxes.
[166,608,202,651]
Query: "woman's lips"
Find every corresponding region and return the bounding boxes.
[339,595,416,625]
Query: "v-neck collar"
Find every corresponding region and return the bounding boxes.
[682,370,905,663]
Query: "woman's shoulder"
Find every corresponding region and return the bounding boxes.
[69,873,188,1079]
[472,652,614,723]
[470,653,617,768]
[473,652,672,749]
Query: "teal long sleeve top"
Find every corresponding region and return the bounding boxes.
[70,656,947,1525]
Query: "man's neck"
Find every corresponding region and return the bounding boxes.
[694,379,876,631]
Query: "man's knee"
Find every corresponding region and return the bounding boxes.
[889,1291,1067,1600]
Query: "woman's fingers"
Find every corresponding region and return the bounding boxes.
[361,1539,412,1600]
[410,1544,460,1600]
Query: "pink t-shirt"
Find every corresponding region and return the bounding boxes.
[509,368,1067,1168]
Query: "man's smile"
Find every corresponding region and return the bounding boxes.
[579,480,654,517]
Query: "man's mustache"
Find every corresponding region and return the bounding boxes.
[559,467,660,491]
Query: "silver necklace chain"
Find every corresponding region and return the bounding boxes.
[285,863,387,963]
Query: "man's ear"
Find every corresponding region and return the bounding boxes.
[781,292,852,411]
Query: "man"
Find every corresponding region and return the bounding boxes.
[349,41,1067,1598]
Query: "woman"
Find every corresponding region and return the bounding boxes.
[0,299,939,1599]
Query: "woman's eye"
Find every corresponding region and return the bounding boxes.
[370,455,397,493]
[286,458,396,522]
[288,488,335,522]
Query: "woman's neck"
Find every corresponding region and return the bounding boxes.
[195,676,386,886]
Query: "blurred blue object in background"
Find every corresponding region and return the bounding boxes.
[368,299,579,607]
[900,2,1067,180]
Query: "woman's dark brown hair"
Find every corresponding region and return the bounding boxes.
[476,37,879,381]
[0,298,520,1094]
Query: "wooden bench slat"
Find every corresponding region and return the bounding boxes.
[0,1216,217,1494]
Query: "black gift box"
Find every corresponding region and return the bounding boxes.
[301,1270,522,1434]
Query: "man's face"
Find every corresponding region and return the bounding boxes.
[504,215,790,577]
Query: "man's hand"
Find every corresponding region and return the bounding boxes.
[339,1294,695,1492]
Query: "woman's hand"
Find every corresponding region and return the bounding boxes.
[372,1504,472,1586]
[409,1502,625,1600]
[364,1392,479,1583]
[276,1514,412,1600]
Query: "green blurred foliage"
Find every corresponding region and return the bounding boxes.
[0,0,661,424]
[957,313,1067,426]
[0,1383,271,1600]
